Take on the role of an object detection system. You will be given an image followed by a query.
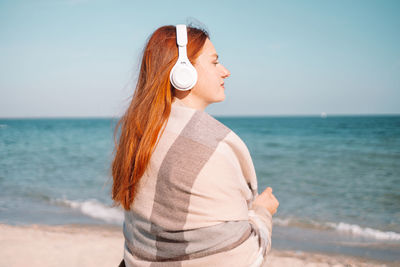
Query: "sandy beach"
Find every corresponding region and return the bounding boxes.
[0,223,395,267]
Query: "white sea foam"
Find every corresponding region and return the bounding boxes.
[57,198,124,224]
[327,221,400,241]
[273,217,400,241]
[273,217,290,226]
[0,124,8,128]
[54,198,400,241]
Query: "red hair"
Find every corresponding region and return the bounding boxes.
[111,25,209,210]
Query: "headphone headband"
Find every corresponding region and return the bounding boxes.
[176,25,188,47]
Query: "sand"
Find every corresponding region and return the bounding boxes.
[0,223,395,267]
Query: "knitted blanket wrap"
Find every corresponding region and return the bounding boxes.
[123,98,272,267]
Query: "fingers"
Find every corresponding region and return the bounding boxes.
[273,196,279,207]
[254,186,279,216]
[264,187,273,194]
[269,191,279,204]
[264,186,279,207]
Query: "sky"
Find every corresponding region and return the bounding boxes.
[0,0,399,118]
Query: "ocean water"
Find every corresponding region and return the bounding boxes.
[0,115,399,262]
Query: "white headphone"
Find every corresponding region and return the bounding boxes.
[169,24,198,91]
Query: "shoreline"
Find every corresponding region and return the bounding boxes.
[0,223,397,267]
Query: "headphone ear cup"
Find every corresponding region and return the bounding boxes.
[170,63,198,91]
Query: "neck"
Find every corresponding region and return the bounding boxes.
[173,95,208,111]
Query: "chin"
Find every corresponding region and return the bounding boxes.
[213,95,225,103]
[207,92,225,104]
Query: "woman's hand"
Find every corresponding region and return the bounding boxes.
[253,187,279,216]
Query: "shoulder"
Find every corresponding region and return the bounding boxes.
[167,104,233,149]
[166,104,252,166]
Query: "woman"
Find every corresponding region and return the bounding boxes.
[111,24,279,267]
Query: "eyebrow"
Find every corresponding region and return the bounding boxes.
[210,53,219,59]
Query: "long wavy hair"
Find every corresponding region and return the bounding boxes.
[111,25,209,211]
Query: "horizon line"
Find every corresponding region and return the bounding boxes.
[1,112,400,120]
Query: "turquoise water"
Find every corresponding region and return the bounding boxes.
[0,115,399,261]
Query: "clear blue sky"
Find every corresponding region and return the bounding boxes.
[1,0,399,117]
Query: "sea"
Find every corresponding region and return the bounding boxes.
[0,115,399,263]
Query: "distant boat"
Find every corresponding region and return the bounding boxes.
[320,112,327,118]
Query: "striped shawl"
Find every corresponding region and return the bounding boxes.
[123,97,273,267]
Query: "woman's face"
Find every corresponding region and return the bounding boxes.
[190,38,231,106]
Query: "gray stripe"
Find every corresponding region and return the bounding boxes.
[181,221,252,260]
[123,211,158,260]
[148,110,231,265]
[125,220,252,262]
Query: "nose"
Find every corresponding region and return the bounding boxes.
[221,65,230,78]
